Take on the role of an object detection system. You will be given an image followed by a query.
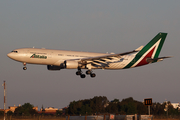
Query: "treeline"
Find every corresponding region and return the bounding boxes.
[0,96,179,117]
[0,103,38,116]
[66,96,180,116]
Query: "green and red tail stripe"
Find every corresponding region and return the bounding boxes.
[124,32,167,69]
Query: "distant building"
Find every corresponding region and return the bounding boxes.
[39,107,59,115]
[8,105,17,112]
[171,103,180,110]
[6,105,38,113]
[0,105,19,113]
[0,108,11,113]
[0,109,4,112]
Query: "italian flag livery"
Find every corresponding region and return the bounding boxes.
[7,32,171,78]
[124,32,167,69]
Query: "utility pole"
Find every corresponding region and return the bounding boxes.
[2,81,6,120]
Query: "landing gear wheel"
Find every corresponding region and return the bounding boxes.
[76,71,81,75]
[23,62,27,70]
[90,73,96,78]
[86,70,91,75]
[23,67,27,70]
[80,74,86,78]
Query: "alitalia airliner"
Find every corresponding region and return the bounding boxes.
[7,32,171,78]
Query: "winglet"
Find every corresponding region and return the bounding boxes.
[135,46,144,51]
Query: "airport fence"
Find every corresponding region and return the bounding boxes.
[0,115,180,120]
[66,115,180,120]
[66,114,148,120]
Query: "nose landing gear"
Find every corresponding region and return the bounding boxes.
[23,62,27,70]
[23,67,27,70]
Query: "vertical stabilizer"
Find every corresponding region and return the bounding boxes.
[124,32,167,68]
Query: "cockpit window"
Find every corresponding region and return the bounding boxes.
[11,51,18,53]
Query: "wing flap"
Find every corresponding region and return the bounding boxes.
[90,61,109,68]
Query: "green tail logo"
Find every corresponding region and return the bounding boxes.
[124,32,167,68]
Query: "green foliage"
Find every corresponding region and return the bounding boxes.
[0,110,4,116]
[120,97,137,114]
[111,99,119,103]
[105,102,118,114]
[14,103,37,116]
[2,97,179,117]
[56,110,63,116]
[66,96,180,116]
[67,96,108,115]
[7,111,13,116]
[107,97,144,115]
[151,102,165,115]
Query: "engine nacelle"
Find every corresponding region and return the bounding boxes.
[64,60,79,69]
[47,65,62,70]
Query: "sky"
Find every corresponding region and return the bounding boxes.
[0,0,180,110]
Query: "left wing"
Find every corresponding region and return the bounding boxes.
[79,46,144,68]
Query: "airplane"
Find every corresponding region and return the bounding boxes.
[7,32,171,78]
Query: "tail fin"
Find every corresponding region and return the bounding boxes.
[136,32,167,59]
[124,32,167,68]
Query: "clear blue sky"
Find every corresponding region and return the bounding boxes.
[0,0,179,109]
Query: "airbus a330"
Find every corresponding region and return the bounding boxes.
[7,32,171,78]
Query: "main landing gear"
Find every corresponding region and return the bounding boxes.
[23,62,27,70]
[86,70,96,78]
[76,68,96,78]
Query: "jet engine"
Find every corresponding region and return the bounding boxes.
[64,60,79,69]
[47,65,62,70]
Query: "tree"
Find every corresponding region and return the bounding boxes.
[56,110,63,116]
[136,102,147,114]
[0,110,4,116]
[80,104,92,115]
[119,97,137,114]
[67,96,108,115]
[66,96,180,116]
[14,103,37,116]
[111,99,119,103]
[91,96,108,114]
[7,111,13,116]
[105,102,118,114]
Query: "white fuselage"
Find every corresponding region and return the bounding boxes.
[7,48,135,70]
[6,33,169,78]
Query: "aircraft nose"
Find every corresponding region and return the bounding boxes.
[7,53,12,58]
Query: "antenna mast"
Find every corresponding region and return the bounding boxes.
[3,81,6,120]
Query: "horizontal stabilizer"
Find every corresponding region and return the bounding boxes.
[146,56,172,63]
